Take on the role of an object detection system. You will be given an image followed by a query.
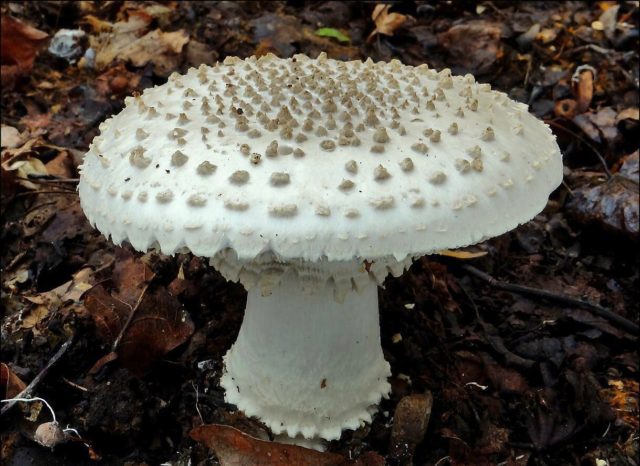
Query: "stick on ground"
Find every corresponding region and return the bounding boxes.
[460,264,639,336]
[0,336,74,416]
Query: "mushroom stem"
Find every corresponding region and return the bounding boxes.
[220,269,391,441]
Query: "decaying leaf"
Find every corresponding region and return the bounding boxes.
[90,14,189,76]
[84,249,194,376]
[251,13,305,57]
[40,201,90,244]
[0,15,49,88]
[190,424,384,466]
[20,304,50,330]
[1,138,77,191]
[1,156,48,190]
[566,153,639,238]
[438,20,503,75]
[1,363,27,399]
[600,379,639,429]
[367,4,410,42]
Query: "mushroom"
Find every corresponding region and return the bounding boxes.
[78,54,563,442]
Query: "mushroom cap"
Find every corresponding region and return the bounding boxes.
[79,53,562,263]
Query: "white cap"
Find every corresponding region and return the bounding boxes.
[79,53,562,263]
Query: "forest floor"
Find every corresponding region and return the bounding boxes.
[1,2,638,465]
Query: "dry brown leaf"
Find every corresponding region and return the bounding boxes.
[190,424,384,466]
[0,15,49,88]
[0,137,79,194]
[1,363,27,399]
[1,126,23,149]
[84,249,194,376]
[367,4,409,42]
[436,249,488,259]
[438,21,503,75]
[616,107,640,123]
[80,14,114,33]
[94,63,142,97]
[600,379,639,429]
[91,13,189,76]
[20,305,50,330]
[40,201,92,244]
[2,157,49,190]
[42,266,94,305]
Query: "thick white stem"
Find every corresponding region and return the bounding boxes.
[220,267,391,441]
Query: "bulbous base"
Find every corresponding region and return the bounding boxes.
[220,266,391,441]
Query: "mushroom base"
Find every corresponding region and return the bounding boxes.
[220,268,391,441]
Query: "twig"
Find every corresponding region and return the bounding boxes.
[61,377,89,392]
[13,190,78,199]
[460,264,639,336]
[192,381,204,425]
[111,282,151,352]
[4,251,27,273]
[0,336,74,416]
[546,119,612,178]
[16,176,79,184]
[24,200,57,216]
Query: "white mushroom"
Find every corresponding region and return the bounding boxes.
[78,53,563,444]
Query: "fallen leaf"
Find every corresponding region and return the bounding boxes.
[1,126,23,149]
[80,14,114,33]
[190,424,384,466]
[587,107,619,143]
[566,171,639,238]
[572,114,602,143]
[436,249,488,259]
[0,15,49,88]
[87,351,118,375]
[84,249,194,376]
[1,138,76,190]
[40,201,92,245]
[615,107,639,123]
[367,4,410,42]
[598,4,620,41]
[535,27,558,44]
[476,422,509,455]
[251,13,304,57]
[315,27,350,43]
[20,304,51,329]
[0,363,27,399]
[616,150,639,182]
[2,268,30,292]
[94,63,142,97]
[90,14,188,76]
[600,379,639,429]
[2,157,48,190]
[185,40,218,68]
[482,355,530,395]
[438,20,503,74]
